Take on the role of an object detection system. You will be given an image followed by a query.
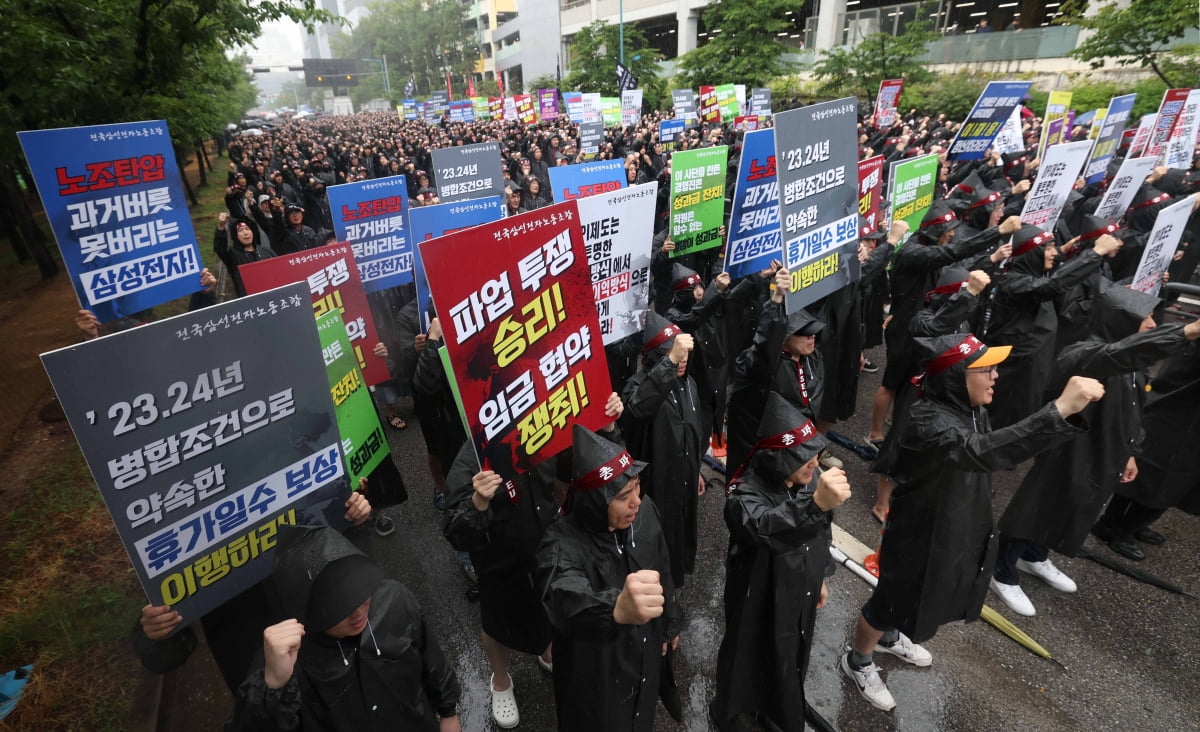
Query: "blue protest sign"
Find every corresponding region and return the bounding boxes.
[326,175,412,293]
[724,128,782,279]
[946,81,1033,160]
[659,119,686,151]
[408,196,504,326]
[1083,94,1137,184]
[548,160,626,202]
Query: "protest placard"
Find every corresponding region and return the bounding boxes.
[240,242,389,386]
[1037,91,1072,158]
[563,91,584,123]
[18,120,202,324]
[488,97,504,120]
[40,283,347,624]
[873,80,904,129]
[576,183,657,344]
[699,86,720,124]
[401,99,419,120]
[946,81,1032,160]
[1019,139,1093,231]
[1126,113,1157,158]
[659,119,686,151]
[1083,94,1137,183]
[419,201,613,476]
[538,89,560,120]
[515,94,538,125]
[774,98,860,311]
[581,93,602,123]
[672,89,698,126]
[668,146,728,258]
[858,155,885,236]
[888,153,939,233]
[725,128,782,279]
[472,97,491,120]
[409,196,505,329]
[1132,196,1194,296]
[317,310,389,486]
[326,175,411,293]
[601,97,622,126]
[1164,89,1200,169]
[992,106,1026,155]
[430,141,504,202]
[716,84,739,122]
[579,121,605,156]
[622,89,643,127]
[449,99,473,123]
[1144,88,1191,161]
[750,88,772,116]
[1093,156,1159,220]
[503,97,518,122]
[548,160,625,202]
[734,116,768,132]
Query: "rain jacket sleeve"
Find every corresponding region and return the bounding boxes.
[996,250,1104,305]
[911,291,979,337]
[725,488,829,554]
[623,355,681,420]
[537,538,624,642]
[1058,324,1190,383]
[909,402,1085,472]
[442,444,492,552]
[894,227,1002,275]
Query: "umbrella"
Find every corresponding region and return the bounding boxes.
[1077,546,1197,599]
[825,430,879,461]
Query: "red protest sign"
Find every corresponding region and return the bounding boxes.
[239,242,389,386]
[420,201,612,474]
[858,155,885,236]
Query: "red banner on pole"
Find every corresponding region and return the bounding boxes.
[858,155,885,236]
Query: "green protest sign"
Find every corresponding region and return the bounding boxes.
[601,97,622,126]
[317,309,388,485]
[716,84,739,122]
[888,154,939,235]
[668,146,729,257]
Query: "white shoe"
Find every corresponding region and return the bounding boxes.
[1017,558,1077,593]
[537,655,553,674]
[990,578,1035,616]
[874,631,932,667]
[491,673,519,729]
[840,652,896,712]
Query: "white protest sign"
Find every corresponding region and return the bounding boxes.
[992,106,1025,155]
[1093,156,1159,220]
[1132,196,1194,296]
[1019,139,1092,231]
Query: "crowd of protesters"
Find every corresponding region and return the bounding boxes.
[113,97,1200,730]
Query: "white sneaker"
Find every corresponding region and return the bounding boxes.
[840,652,896,712]
[990,578,1036,616]
[874,631,932,667]
[1017,558,1077,593]
[818,450,844,470]
[491,673,519,729]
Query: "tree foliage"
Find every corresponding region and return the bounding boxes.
[562,21,665,109]
[1060,0,1199,87]
[811,8,938,105]
[676,0,795,88]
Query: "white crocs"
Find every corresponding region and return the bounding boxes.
[491,673,519,729]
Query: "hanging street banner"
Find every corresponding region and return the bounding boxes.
[40,283,347,626]
[1164,88,1200,170]
[873,79,904,130]
[430,141,504,203]
[419,201,613,474]
[538,89,560,120]
[317,310,389,487]
[774,97,860,312]
[672,89,698,126]
[1132,196,1195,296]
[1083,93,1137,183]
[1145,88,1191,162]
[946,81,1033,160]
[858,155,885,236]
[725,128,781,279]
[1037,91,1072,158]
[659,118,686,151]
[576,183,657,344]
[409,196,505,330]
[1093,156,1159,220]
[325,175,411,293]
[548,160,626,202]
[621,89,643,127]
[750,88,772,116]
[887,153,939,234]
[18,120,202,324]
[668,145,729,258]
[1019,139,1093,231]
[239,242,389,386]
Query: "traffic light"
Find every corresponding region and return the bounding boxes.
[303,59,358,87]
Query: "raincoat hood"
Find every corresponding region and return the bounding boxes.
[562,425,646,532]
[272,525,384,632]
[1091,279,1159,342]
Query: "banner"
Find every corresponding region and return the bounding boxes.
[774,98,860,311]
[873,79,904,130]
[621,89,643,127]
[419,201,612,473]
[616,63,638,92]
[716,84,740,122]
[409,197,505,329]
[600,97,622,127]
[1018,139,1093,231]
[18,120,202,323]
[659,119,686,151]
[858,155,885,236]
[429,90,449,117]
[725,128,782,279]
[401,99,419,120]
[1126,113,1157,158]
[750,88,772,116]
[668,146,729,258]
[515,94,538,125]
[1083,93,1137,183]
[734,116,769,132]
[887,153,939,234]
[317,310,388,486]
[548,160,626,202]
[563,91,584,123]
[240,242,388,385]
[1144,88,1190,161]
[946,81,1033,160]
[699,85,720,124]
[576,183,657,344]
[449,99,473,123]
[325,175,411,293]
[579,121,605,156]
[581,93,603,123]
[538,89,560,121]
[488,96,504,120]
[1164,89,1200,169]
[1037,91,1072,158]
[504,96,518,122]
[472,96,491,121]
[991,106,1026,155]
[1093,156,1159,220]
[1132,196,1194,295]
[431,141,505,202]
[40,283,346,624]
[672,89,698,126]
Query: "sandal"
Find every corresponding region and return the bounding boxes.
[387,415,407,430]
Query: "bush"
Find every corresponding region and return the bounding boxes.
[899,72,988,121]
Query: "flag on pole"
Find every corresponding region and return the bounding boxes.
[445,71,453,98]
[404,76,415,96]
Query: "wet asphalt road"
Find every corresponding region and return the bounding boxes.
[163,343,1200,731]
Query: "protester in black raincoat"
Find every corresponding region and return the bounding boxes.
[984,225,1120,428]
[841,333,1100,713]
[234,526,461,731]
[536,426,682,732]
[726,268,825,476]
[993,281,1200,614]
[710,394,850,732]
[620,312,703,588]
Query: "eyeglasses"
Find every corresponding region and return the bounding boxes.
[966,365,999,376]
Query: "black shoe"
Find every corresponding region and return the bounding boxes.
[465,584,480,602]
[1090,522,1114,542]
[1134,527,1165,545]
[1107,538,1145,561]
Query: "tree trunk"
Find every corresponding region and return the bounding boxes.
[0,160,58,279]
[175,146,199,206]
[194,145,208,187]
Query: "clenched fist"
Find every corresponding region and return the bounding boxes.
[668,333,694,365]
[1054,376,1105,418]
[614,570,665,625]
[263,619,306,689]
[813,467,851,512]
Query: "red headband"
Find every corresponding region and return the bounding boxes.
[643,323,682,351]
[921,210,957,228]
[1013,229,1055,257]
[1004,156,1027,171]
[727,420,821,491]
[571,450,637,493]
[673,273,702,291]
[1079,222,1119,241]
[924,335,986,378]
[1130,192,1170,212]
[968,190,1003,209]
[925,279,967,303]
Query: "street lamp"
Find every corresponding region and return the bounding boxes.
[359,57,391,93]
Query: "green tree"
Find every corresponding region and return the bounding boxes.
[562,21,665,108]
[1060,0,1199,87]
[676,0,795,88]
[811,9,938,105]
